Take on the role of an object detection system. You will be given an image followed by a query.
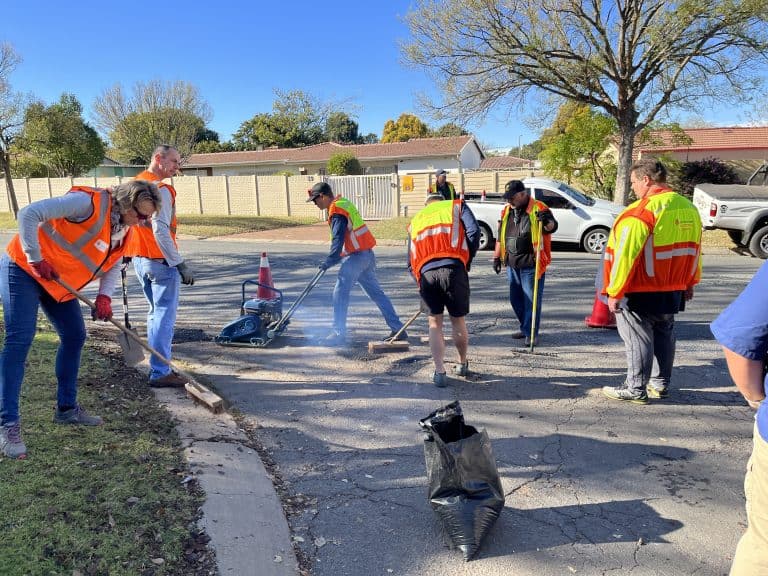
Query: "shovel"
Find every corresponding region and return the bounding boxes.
[116,266,145,366]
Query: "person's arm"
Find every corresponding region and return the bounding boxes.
[461,204,480,261]
[605,217,649,301]
[152,184,183,267]
[721,347,765,407]
[321,215,347,269]
[538,208,558,235]
[97,266,120,297]
[18,193,93,262]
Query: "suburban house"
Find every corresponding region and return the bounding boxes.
[479,155,532,170]
[634,126,768,166]
[180,135,485,176]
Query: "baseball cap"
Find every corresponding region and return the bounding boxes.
[435,169,448,176]
[502,179,526,201]
[306,181,333,202]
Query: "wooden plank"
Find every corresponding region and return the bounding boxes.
[367,341,410,353]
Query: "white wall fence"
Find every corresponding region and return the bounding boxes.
[0,168,537,220]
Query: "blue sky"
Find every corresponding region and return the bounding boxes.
[0,1,758,152]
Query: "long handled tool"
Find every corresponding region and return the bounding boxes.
[265,267,326,340]
[118,266,145,366]
[58,279,224,413]
[368,309,421,353]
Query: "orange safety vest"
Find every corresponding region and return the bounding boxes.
[327,196,376,257]
[495,197,552,279]
[124,170,177,258]
[408,199,470,282]
[603,191,702,297]
[5,186,129,302]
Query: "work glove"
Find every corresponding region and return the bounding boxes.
[92,294,113,321]
[30,260,59,281]
[176,261,194,285]
[536,210,554,225]
[318,261,330,271]
[492,257,502,275]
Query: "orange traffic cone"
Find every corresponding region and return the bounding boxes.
[480,189,487,202]
[257,252,278,300]
[585,291,616,329]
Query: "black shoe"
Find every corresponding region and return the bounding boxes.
[149,372,188,388]
[386,330,408,341]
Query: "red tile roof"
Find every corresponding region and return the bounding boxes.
[187,136,481,166]
[479,156,530,169]
[638,126,768,152]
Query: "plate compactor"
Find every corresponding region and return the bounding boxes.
[214,268,326,347]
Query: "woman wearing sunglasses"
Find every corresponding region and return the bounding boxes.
[0,180,161,459]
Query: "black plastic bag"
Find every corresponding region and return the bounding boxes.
[419,401,505,560]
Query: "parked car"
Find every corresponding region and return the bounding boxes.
[692,163,768,258]
[465,177,623,252]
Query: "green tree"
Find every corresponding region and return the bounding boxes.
[193,140,237,153]
[404,0,768,204]
[540,103,617,197]
[381,113,430,143]
[513,139,543,160]
[327,152,362,175]
[431,122,468,137]
[669,157,740,198]
[92,80,212,162]
[325,112,359,143]
[360,133,379,144]
[0,42,29,217]
[16,93,104,177]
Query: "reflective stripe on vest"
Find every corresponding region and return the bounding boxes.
[328,197,376,256]
[497,197,552,278]
[408,199,469,282]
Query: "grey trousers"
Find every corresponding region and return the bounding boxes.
[615,309,676,394]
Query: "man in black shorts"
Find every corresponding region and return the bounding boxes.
[407,194,480,386]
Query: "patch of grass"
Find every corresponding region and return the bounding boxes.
[367,217,411,242]
[178,215,315,238]
[0,212,18,230]
[0,321,214,575]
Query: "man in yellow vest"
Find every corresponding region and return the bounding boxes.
[602,159,702,404]
[308,182,405,346]
[408,194,480,386]
[428,169,456,200]
[125,144,195,388]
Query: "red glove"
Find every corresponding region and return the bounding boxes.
[29,260,59,280]
[93,295,113,321]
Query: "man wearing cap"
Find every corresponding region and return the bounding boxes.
[308,182,406,346]
[492,180,557,346]
[428,169,456,200]
[408,194,480,387]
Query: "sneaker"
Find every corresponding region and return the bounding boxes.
[453,362,469,377]
[433,372,447,388]
[385,330,408,341]
[646,386,669,399]
[149,372,188,388]
[54,405,104,426]
[0,423,27,459]
[319,331,346,347]
[511,331,525,339]
[602,386,648,405]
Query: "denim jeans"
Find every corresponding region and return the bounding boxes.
[333,250,403,337]
[615,309,675,394]
[507,266,545,338]
[0,254,86,425]
[133,257,180,380]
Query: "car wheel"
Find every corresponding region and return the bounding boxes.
[748,225,768,259]
[478,223,494,251]
[581,227,609,254]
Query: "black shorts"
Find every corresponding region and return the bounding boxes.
[419,264,470,317]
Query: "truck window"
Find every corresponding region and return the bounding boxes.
[537,188,573,210]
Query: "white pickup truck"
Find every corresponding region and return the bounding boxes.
[692,163,768,258]
[465,177,623,253]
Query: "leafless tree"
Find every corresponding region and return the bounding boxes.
[0,42,28,218]
[403,0,768,204]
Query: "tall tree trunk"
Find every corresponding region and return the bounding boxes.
[613,124,637,206]
[0,150,19,218]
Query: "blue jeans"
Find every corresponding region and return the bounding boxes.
[507,266,545,338]
[333,250,403,337]
[615,309,675,394]
[0,255,86,425]
[133,257,180,380]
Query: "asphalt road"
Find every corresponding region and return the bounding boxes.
[4,232,762,576]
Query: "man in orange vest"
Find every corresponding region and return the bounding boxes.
[0,181,161,458]
[602,159,702,404]
[428,169,456,200]
[308,182,405,346]
[408,194,479,386]
[492,180,557,346]
[124,145,195,388]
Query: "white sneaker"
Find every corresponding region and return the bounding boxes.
[0,423,27,459]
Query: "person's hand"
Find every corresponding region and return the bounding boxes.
[319,261,330,271]
[176,261,194,285]
[92,295,113,321]
[536,210,554,225]
[29,260,59,280]
[607,296,621,313]
[684,287,694,301]
[121,256,132,270]
[493,257,502,275]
